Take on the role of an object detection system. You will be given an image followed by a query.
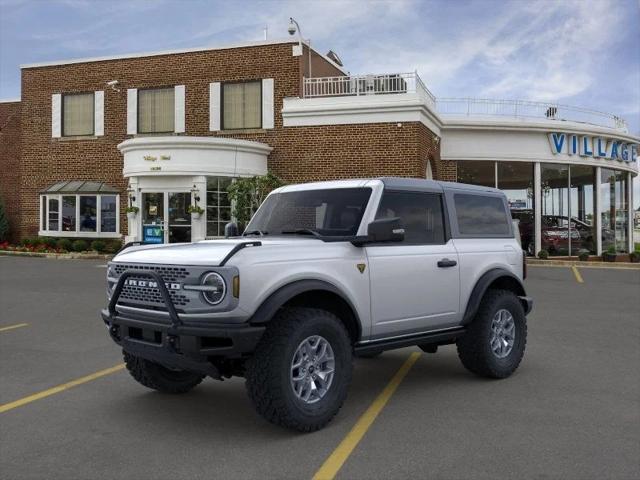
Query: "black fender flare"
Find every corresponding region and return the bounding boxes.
[462,268,528,324]
[248,279,362,339]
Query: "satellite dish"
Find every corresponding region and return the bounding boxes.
[326,50,343,67]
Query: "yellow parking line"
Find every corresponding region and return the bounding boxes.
[0,364,125,414]
[571,265,584,283]
[312,351,421,480]
[0,323,28,333]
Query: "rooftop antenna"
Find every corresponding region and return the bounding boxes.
[263,25,268,40]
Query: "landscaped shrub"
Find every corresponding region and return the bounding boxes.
[91,240,106,252]
[105,240,122,254]
[537,249,549,260]
[630,250,640,263]
[577,250,589,261]
[21,237,36,247]
[72,239,88,252]
[41,237,58,249]
[0,198,9,242]
[57,238,73,251]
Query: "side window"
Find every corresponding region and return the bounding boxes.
[454,193,510,236]
[375,191,446,244]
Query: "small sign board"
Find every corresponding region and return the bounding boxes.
[143,226,163,244]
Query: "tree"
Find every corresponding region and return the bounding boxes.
[226,173,285,228]
[0,197,9,242]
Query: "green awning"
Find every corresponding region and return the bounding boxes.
[41,180,120,194]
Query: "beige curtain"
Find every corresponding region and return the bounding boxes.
[138,88,175,133]
[223,82,261,129]
[63,93,94,136]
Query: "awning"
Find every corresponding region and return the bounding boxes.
[40,180,120,194]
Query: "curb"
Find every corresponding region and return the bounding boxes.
[528,259,640,269]
[0,250,113,260]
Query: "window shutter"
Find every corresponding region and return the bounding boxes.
[174,85,185,133]
[262,78,274,129]
[127,88,137,134]
[94,91,104,136]
[209,82,221,131]
[51,94,62,138]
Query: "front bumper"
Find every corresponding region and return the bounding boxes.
[102,269,264,377]
[518,296,534,315]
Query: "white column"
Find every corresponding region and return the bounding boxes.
[534,162,542,256]
[125,178,141,243]
[126,89,137,135]
[174,85,186,133]
[51,94,62,138]
[595,166,602,256]
[262,78,275,129]
[209,82,221,131]
[191,175,207,242]
[94,91,104,136]
[628,172,634,253]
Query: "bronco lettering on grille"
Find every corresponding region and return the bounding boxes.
[123,279,181,290]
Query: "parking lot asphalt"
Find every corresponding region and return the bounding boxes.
[0,257,639,480]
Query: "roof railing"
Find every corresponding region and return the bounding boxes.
[302,74,627,131]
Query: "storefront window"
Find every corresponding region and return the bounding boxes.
[48,197,59,231]
[498,162,535,254]
[206,177,233,237]
[79,196,97,232]
[570,165,596,254]
[541,164,570,256]
[601,169,628,253]
[62,196,76,232]
[40,192,119,237]
[100,195,117,233]
[457,160,495,187]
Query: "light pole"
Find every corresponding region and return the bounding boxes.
[288,17,312,80]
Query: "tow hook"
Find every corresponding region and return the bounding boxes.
[167,335,179,351]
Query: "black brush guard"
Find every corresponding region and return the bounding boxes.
[103,270,265,378]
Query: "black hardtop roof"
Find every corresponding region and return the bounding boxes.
[378,177,504,196]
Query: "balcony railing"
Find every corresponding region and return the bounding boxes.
[303,72,436,108]
[301,73,628,132]
[436,98,628,131]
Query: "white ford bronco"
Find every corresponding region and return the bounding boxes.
[102,178,532,432]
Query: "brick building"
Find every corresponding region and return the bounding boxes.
[0,38,637,255]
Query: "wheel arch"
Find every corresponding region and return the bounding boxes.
[248,279,362,343]
[462,268,528,325]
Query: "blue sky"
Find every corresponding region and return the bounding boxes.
[1,0,639,202]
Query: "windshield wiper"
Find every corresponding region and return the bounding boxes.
[281,228,322,238]
[243,229,267,236]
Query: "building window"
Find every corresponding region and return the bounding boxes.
[40,192,120,238]
[138,87,175,133]
[206,177,233,237]
[498,162,535,255]
[601,169,628,253]
[457,160,496,187]
[569,165,596,254]
[222,81,261,130]
[541,164,570,256]
[62,92,94,136]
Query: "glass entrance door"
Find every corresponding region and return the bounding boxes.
[141,192,192,244]
[142,192,165,244]
[168,192,191,243]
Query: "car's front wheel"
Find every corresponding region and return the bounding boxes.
[245,307,352,432]
[456,289,527,379]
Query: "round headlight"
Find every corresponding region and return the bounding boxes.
[201,272,226,305]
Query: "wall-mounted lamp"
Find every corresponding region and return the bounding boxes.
[126,187,136,205]
[191,185,201,204]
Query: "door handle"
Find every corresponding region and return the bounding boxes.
[437,258,457,268]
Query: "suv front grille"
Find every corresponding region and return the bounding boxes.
[112,264,193,309]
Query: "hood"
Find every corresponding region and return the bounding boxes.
[112,237,321,266]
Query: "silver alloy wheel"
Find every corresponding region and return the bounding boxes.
[290,335,335,404]
[490,309,516,359]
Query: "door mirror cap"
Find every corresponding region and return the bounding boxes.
[353,217,404,246]
[224,222,239,238]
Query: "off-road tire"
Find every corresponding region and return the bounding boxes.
[456,289,527,379]
[245,307,352,432]
[123,351,204,394]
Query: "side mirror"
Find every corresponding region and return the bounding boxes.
[224,222,239,238]
[366,217,405,243]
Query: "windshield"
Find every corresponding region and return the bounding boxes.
[245,187,372,237]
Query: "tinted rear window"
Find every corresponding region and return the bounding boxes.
[375,191,446,244]
[454,194,511,236]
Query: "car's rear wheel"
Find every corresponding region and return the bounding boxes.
[123,351,204,394]
[245,307,352,432]
[456,289,527,379]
